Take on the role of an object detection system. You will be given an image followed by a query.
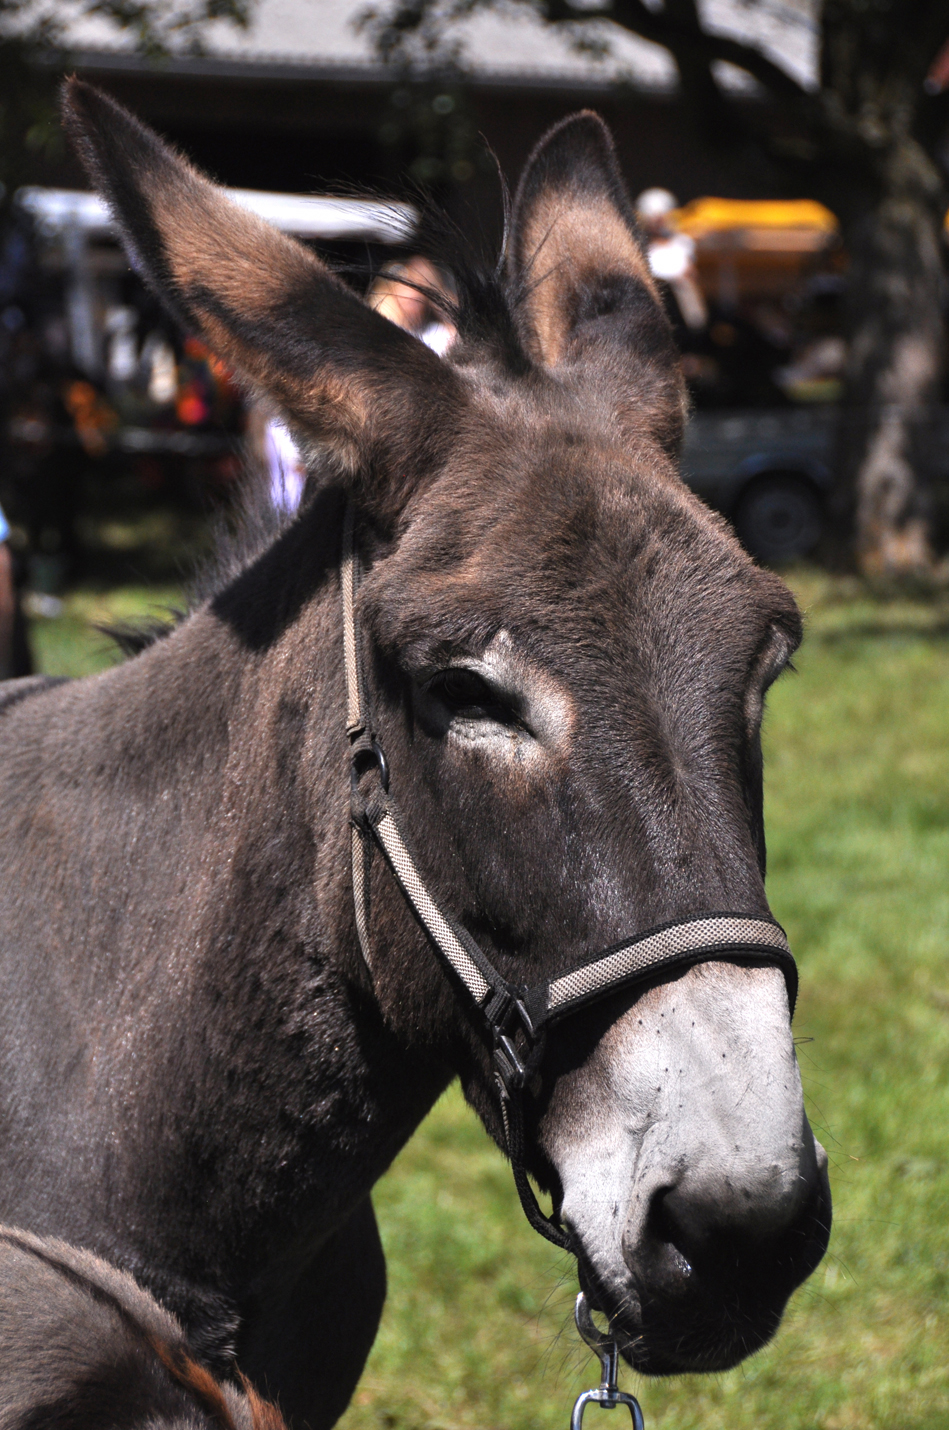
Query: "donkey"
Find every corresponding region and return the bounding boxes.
[0,1226,285,1430]
[0,80,830,1426]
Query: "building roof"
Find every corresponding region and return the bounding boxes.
[58,0,817,94]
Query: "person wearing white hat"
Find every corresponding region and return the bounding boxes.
[635,188,708,331]
[0,504,16,679]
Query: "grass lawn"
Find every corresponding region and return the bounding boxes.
[26,585,184,678]
[29,571,949,1430]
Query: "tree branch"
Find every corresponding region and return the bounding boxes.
[365,0,809,107]
[574,0,809,104]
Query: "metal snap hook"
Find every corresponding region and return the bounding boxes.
[570,1388,644,1430]
[570,1294,644,1430]
[575,1291,619,1385]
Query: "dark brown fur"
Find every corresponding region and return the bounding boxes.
[0,85,829,1427]
[508,112,686,455]
[60,81,463,515]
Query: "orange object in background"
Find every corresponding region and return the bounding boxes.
[672,198,839,239]
[669,197,842,305]
[176,392,208,426]
[63,379,119,458]
[176,336,241,427]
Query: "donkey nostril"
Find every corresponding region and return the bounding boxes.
[629,1156,827,1299]
[621,1184,696,1300]
[654,1181,718,1262]
[649,1184,688,1254]
[655,1171,808,1263]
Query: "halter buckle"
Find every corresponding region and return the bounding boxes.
[494,1033,528,1091]
[487,990,542,1094]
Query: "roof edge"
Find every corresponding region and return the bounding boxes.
[44,44,679,97]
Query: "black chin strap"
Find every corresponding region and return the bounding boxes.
[341,503,798,1254]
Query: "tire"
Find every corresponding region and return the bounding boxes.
[733,472,823,564]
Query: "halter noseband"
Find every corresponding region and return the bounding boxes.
[341,502,798,1254]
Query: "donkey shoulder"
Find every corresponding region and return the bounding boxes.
[0,1226,284,1430]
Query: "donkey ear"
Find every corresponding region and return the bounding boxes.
[506,111,686,455]
[61,80,466,518]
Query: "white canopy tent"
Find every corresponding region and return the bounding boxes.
[16,186,417,376]
[18,187,417,244]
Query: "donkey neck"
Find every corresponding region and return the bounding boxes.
[0,491,449,1296]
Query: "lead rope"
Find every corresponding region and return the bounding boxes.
[342,501,374,970]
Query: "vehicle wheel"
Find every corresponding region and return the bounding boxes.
[733,473,823,564]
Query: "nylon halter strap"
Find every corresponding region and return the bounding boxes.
[341,501,799,1254]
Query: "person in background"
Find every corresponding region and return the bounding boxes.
[252,257,457,520]
[367,257,457,355]
[243,400,307,518]
[263,412,306,515]
[634,188,708,332]
[0,503,17,679]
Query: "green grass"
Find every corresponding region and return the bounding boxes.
[26,585,183,677]
[31,571,949,1430]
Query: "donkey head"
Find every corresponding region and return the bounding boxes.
[63,82,830,1375]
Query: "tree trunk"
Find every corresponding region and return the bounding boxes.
[833,138,947,578]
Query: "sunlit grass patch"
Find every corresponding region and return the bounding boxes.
[27,584,183,678]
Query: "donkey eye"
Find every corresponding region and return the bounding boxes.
[431,667,498,713]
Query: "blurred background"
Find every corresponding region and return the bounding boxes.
[1,3,948,1428]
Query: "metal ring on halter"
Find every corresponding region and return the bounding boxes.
[351,740,390,794]
[571,1294,645,1430]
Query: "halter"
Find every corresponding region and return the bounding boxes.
[341,502,798,1254]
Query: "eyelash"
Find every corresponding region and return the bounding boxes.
[427,668,526,730]
[429,668,497,711]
